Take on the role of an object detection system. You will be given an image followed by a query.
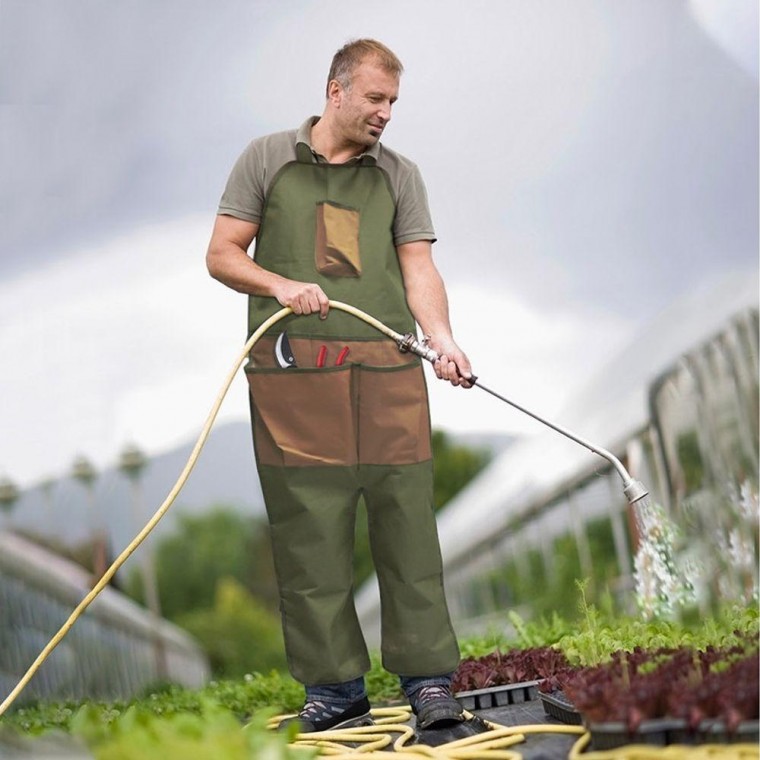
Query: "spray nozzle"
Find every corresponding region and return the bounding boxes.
[623,479,649,504]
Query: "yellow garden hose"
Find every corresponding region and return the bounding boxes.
[0,300,391,718]
[266,706,756,759]
[266,706,583,759]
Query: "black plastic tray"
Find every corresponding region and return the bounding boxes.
[454,680,540,711]
[589,718,692,750]
[588,718,759,750]
[539,689,583,725]
[697,719,759,745]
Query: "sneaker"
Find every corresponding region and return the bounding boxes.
[410,685,465,730]
[279,696,373,733]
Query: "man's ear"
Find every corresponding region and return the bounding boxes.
[327,79,343,107]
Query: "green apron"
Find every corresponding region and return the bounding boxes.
[245,143,459,685]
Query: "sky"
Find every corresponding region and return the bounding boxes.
[0,0,757,488]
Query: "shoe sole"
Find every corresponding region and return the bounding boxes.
[329,712,374,731]
[282,712,374,733]
[415,706,465,731]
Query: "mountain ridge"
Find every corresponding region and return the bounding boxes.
[7,421,514,560]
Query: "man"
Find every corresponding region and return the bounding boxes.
[206,39,472,733]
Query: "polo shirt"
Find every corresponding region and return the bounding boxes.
[218,116,436,247]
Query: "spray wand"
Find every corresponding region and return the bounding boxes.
[393,329,649,506]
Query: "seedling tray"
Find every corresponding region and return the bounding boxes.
[455,680,540,711]
[588,718,759,750]
[697,719,759,745]
[589,718,693,750]
[539,689,582,725]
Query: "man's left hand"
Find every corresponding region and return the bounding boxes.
[429,337,474,388]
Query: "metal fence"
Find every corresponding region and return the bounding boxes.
[0,531,209,705]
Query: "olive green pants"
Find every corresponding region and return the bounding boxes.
[258,462,460,684]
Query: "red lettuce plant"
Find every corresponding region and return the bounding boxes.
[453,646,570,692]
[546,644,758,733]
[665,652,759,732]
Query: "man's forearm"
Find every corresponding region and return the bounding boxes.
[406,265,455,342]
[207,241,285,297]
[397,241,455,340]
[206,215,276,296]
[397,240,472,384]
[206,215,330,318]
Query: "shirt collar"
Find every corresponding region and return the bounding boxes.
[296,116,380,164]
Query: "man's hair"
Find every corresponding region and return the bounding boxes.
[326,38,403,96]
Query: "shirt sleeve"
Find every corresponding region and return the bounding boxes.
[217,140,266,223]
[393,162,437,246]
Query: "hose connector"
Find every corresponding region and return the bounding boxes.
[398,333,439,364]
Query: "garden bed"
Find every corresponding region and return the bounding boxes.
[453,621,759,750]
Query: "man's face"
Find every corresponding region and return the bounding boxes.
[334,59,399,148]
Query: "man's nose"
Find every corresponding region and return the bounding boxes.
[378,102,392,122]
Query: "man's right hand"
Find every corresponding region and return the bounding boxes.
[273,278,330,320]
[206,215,329,319]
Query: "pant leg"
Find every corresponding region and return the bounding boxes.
[306,676,367,706]
[361,461,461,677]
[259,464,371,685]
[399,673,454,701]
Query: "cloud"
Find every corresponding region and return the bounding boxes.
[2,1,756,311]
[0,1,281,275]
[689,0,759,79]
[0,216,249,485]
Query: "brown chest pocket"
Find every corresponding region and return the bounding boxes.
[315,201,361,277]
[247,365,357,467]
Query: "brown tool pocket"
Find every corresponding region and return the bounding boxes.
[246,365,357,467]
[358,363,431,465]
[314,201,361,277]
[250,336,415,370]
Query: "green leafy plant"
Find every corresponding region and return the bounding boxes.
[177,578,286,678]
[3,671,303,736]
[556,602,758,666]
[70,700,314,760]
